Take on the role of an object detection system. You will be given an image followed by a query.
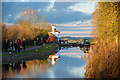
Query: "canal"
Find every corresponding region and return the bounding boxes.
[2,46,90,78]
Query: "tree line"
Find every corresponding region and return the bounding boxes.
[2,9,51,42]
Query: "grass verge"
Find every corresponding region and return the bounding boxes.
[1,44,56,57]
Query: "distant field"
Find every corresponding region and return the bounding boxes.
[60,37,93,40]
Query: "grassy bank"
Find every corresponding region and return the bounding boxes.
[1,44,56,57]
[85,41,119,78]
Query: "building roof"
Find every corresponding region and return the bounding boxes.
[48,32,57,38]
[50,28,60,33]
[52,24,55,26]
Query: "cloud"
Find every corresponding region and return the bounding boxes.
[72,20,91,25]
[60,52,84,55]
[21,0,25,1]
[47,69,55,78]
[54,20,91,26]
[68,66,85,78]
[8,14,12,17]
[53,20,93,37]
[60,35,92,37]
[38,9,40,12]
[58,27,94,30]
[2,2,91,24]
[60,53,83,59]
[67,2,96,14]
[44,0,56,12]
[45,9,91,23]
[60,31,91,34]
[2,0,85,2]
[14,18,17,20]
[2,0,30,2]
[2,0,118,2]
[67,21,82,25]
[56,24,90,27]
[55,20,92,29]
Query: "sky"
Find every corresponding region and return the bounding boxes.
[2,0,97,37]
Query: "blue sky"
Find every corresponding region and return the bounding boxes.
[2,0,96,37]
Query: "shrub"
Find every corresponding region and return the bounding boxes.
[85,41,119,78]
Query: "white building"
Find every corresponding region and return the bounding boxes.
[49,24,60,43]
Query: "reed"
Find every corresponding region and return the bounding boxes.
[84,41,119,78]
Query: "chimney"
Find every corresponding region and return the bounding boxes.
[52,24,55,34]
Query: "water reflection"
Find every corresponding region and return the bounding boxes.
[80,47,90,53]
[2,46,90,78]
[48,49,60,66]
[2,59,52,78]
[23,61,27,69]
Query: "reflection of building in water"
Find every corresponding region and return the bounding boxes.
[48,55,60,66]
[65,47,68,50]
[48,49,60,66]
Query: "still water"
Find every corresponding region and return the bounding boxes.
[2,46,90,78]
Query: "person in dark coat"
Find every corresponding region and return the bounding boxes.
[36,38,39,46]
[4,38,10,52]
[41,38,44,45]
[12,40,15,52]
[14,40,18,52]
[17,39,21,52]
[22,38,26,51]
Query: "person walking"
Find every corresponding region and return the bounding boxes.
[9,41,13,54]
[17,39,21,52]
[41,38,44,46]
[36,38,39,46]
[22,38,26,51]
[14,40,18,52]
[12,40,15,52]
[4,38,10,52]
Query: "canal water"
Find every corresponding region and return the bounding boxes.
[2,46,90,78]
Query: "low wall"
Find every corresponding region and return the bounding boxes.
[2,47,57,64]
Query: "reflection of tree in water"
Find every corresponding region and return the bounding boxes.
[83,47,90,53]
[58,46,69,51]
[2,64,10,78]
[80,46,90,53]
[30,59,52,77]
[2,59,52,78]
[2,62,22,78]
[2,49,59,78]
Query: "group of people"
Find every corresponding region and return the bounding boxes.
[4,38,26,53]
[36,38,45,46]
